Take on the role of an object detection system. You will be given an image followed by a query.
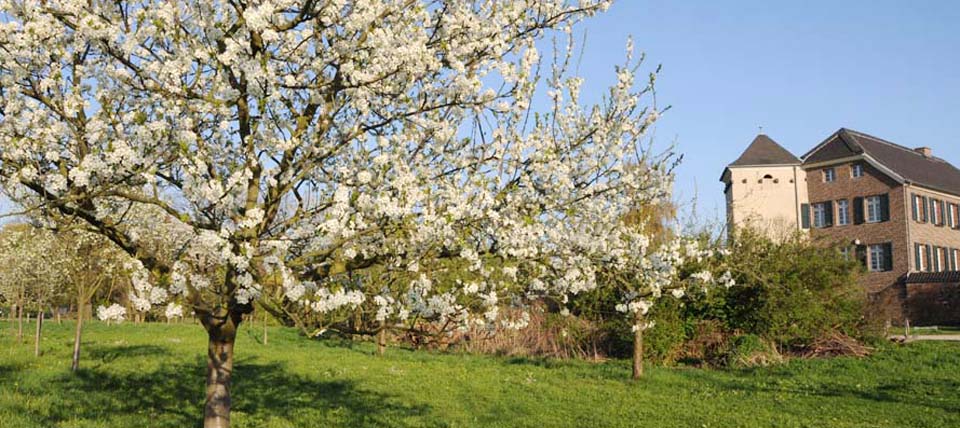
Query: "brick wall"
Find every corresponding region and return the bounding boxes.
[805,161,907,293]
[905,186,960,271]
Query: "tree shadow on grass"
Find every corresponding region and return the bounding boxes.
[86,344,172,364]
[674,368,960,416]
[7,355,431,427]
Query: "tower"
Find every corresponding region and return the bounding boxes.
[720,134,808,238]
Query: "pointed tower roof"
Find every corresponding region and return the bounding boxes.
[729,134,800,167]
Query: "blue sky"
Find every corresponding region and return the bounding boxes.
[569,0,960,223]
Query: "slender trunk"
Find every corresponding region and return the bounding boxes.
[377,324,387,356]
[56,308,61,325]
[34,310,44,357]
[632,319,644,380]
[203,314,239,428]
[262,311,268,346]
[17,302,24,344]
[72,302,85,371]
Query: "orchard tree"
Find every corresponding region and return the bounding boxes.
[0,1,673,427]
[0,223,65,354]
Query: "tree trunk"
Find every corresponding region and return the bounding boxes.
[632,321,644,380]
[72,303,85,371]
[17,302,24,343]
[262,311,268,346]
[34,310,44,357]
[377,324,387,356]
[203,314,240,428]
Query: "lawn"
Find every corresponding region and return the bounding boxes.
[1,321,958,428]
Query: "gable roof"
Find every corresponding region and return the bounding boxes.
[802,128,960,197]
[729,134,800,167]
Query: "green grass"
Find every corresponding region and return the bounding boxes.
[1,321,959,428]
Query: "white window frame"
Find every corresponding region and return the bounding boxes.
[935,248,944,272]
[823,168,836,182]
[930,199,941,225]
[866,196,882,223]
[917,244,927,272]
[869,244,885,272]
[837,199,849,226]
[913,195,924,221]
[852,164,864,178]
[813,203,828,228]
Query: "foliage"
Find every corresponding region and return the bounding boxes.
[716,229,867,349]
[2,321,960,428]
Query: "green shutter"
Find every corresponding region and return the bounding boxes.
[800,203,810,229]
[922,196,929,222]
[880,194,890,222]
[853,197,865,225]
[926,245,933,272]
[883,243,893,271]
[824,201,834,227]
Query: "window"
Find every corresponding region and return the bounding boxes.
[851,164,864,178]
[912,194,928,223]
[868,244,890,272]
[916,244,927,272]
[933,247,944,272]
[949,204,959,229]
[952,249,959,271]
[839,246,852,260]
[931,199,945,226]
[823,168,836,182]
[866,196,883,223]
[812,202,831,228]
[836,199,849,226]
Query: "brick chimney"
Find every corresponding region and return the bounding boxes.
[915,147,932,158]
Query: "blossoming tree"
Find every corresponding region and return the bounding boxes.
[0,1,672,426]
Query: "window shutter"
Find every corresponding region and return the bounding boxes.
[911,195,919,221]
[824,201,834,227]
[800,203,810,229]
[929,197,936,224]
[926,245,933,272]
[853,197,865,225]
[856,245,867,268]
[879,194,890,222]
[882,243,893,271]
[948,204,955,228]
[922,196,929,222]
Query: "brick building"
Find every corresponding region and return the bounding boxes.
[722,128,960,325]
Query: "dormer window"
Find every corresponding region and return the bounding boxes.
[823,168,836,182]
[851,164,864,178]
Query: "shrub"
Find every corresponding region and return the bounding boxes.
[718,228,868,350]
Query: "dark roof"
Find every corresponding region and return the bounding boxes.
[728,134,800,167]
[802,128,960,197]
[905,271,960,284]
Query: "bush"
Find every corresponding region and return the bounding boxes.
[716,229,868,350]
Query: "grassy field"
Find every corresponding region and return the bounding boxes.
[1,321,959,428]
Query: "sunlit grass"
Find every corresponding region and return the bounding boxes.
[1,320,958,427]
